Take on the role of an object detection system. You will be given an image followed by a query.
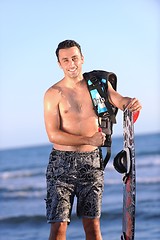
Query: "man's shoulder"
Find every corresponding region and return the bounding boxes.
[44,80,65,103]
[45,79,64,94]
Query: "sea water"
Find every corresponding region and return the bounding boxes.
[0,133,160,240]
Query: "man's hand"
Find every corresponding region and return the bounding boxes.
[124,98,142,112]
[89,130,106,146]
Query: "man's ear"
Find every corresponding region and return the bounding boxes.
[81,55,84,64]
[58,61,62,69]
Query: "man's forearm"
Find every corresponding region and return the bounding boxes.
[47,129,91,146]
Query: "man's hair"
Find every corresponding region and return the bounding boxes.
[55,40,82,61]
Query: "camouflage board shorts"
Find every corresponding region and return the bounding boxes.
[45,148,104,223]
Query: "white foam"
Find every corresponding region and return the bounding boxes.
[0,168,44,179]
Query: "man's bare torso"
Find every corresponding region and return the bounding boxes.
[53,78,99,151]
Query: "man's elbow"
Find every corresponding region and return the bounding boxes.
[47,132,58,144]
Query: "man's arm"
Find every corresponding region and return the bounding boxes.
[44,87,105,146]
[107,82,142,112]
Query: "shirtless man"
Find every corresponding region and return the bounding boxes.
[44,40,142,240]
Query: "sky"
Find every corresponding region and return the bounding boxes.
[0,0,159,149]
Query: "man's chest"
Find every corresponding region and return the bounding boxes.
[59,88,94,116]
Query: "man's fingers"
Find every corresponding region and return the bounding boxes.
[98,127,102,132]
[125,98,142,112]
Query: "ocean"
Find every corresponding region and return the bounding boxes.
[0,133,160,240]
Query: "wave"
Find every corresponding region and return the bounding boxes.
[0,189,46,199]
[136,150,160,157]
[105,177,160,185]
[136,177,160,184]
[0,215,46,225]
[136,156,160,167]
[0,152,159,181]
[0,183,46,200]
[1,177,160,200]
[111,149,160,158]
[1,162,159,181]
[1,161,158,181]
[105,155,160,172]
[0,168,45,179]
[1,208,159,226]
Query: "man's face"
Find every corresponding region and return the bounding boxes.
[58,46,84,78]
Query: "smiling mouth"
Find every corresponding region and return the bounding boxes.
[68,68,77,73]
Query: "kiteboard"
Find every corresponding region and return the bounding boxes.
[113,109,139,240]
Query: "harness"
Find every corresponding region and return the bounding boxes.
[83,70,118,167]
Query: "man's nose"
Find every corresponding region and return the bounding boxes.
[69,59,75,67]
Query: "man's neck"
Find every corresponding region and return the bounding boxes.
[64,74,84,88]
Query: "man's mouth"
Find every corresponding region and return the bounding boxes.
[68,68,77,73]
